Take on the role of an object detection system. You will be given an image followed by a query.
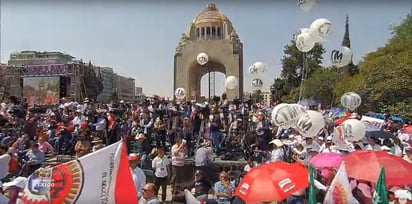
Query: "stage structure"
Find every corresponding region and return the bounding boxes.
[2,61,98,103]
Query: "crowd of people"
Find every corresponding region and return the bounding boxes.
[0,94,411,204]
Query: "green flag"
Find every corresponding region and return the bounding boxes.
[308,165,317,204]
[372,167,389,204]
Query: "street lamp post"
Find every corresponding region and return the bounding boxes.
[270,84,276,105]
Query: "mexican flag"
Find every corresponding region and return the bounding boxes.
[308,165,317,204]
[19,140,138,204]
[372,167,389,204]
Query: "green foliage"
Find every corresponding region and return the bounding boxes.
[273,37,326,102]
[335,14,412,118]
[390,14,412,43]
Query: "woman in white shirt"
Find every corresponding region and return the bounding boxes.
[152,146,169,202]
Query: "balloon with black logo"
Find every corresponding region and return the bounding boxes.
[249,65,258,74]
[340,119,366,142]
[251,78,263,89]
[340,92,361,111]
[296,110,325,137]
[196,53,208,66]
[309,18,331,37]
[295,32,316,52]
[295,28,323,43]
[297,0,317,12]
[331,46,353,67]
[174,88,186,100]
[271,103,302,129]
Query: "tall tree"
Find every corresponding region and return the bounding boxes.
[336,14,412,118]
[273,35,326,101]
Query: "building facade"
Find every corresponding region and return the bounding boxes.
[8,51,74,66]
[113,74,135,102]
[260,91,273,105]
[94,67,115,102]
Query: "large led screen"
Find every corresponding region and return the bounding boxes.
[23,77,60,105]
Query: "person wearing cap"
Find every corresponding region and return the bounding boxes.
[186,170,211,201]
[151,146,169,202]
[129,153,146,198]
[302,136,321,153]
[321,136,335,153]
[91,137,105,152]
[2,177,27,204]
[269,139,285,162]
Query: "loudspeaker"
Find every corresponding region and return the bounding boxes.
[60,76,69,98]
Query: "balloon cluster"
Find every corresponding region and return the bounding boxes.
[330,91,365,148]
[249,62,266,90]
[271,103,325,137]
[295,18,331,52]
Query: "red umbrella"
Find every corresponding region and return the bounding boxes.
[309,153,345,168]
[344,150,412,186]
[235,162,309,202]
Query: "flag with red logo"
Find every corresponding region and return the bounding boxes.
[20,140,138,204]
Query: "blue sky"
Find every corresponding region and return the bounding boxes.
[1,0,411,97]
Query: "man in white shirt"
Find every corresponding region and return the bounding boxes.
[72,110,86,129]
[365,137,381,151]
[151,147,169,202]
[129,154,146,199]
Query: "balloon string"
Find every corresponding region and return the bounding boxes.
[298,52,308,102]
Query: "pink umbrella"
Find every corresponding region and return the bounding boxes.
[309,153,344,168]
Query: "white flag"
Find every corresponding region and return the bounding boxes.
[323,162,359,204]
[20,140,138,204]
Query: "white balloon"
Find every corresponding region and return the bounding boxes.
[271,103,303,129]
[309,18,332,37]
[295,32,316,52]
[340,119,366,142]
[248,65,258,74]
[174,88,186,100]
[225,76,238,90]
[196,53,208,65]
[253,62,266,73]
[296,110,325,137]
[331,46,353,67]
[340,92,362,111]
[296,27,324,43]
[251,78,263,89]
[297,0,317,12]
[290,103,308,118]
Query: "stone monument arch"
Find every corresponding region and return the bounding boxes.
[174,3,244,101]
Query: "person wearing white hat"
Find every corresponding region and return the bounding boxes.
[2,177,27,204]
[269,139,284,162]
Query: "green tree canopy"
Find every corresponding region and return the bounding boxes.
[273,36,326,102]
[336,14,412,118]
